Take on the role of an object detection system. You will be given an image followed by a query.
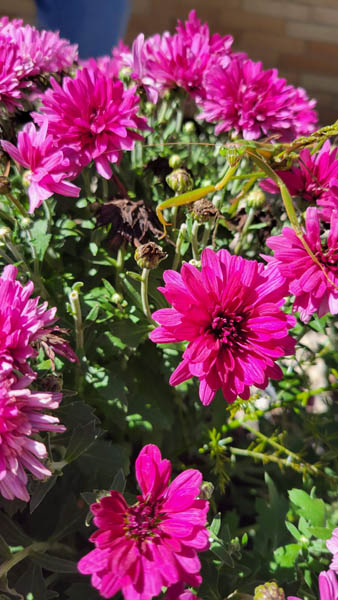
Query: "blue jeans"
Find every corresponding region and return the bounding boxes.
[36,0,131,58]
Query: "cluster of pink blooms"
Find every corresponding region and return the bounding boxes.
[0,265,76,501]
[78,444,209,600]
[112,10,317,140]
[150,248,296,405]
[260,142,338,324]
[0,16,77,111]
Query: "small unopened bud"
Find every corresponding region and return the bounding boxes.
[183,121,196,135]
[189,198,219,222]
[20,217,32,230]
[199,481,214,500]
[144,101,155,115]
[169,154,182,169]
[134,242,167,270]
[0,226,10,239]
[166,168,193,193]
[112,292,123,304]
[246,188,266,209]
[0,175,10,194]
[119,66,131,82]
[254,582,285,600]
[22,170,32,188]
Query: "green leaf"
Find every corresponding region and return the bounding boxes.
[29,219,51,261]
[273,543,302,568]
[110,319,152,349]
[285,521,301,541]
[65,420,98,463]
[30,476,58,514]
[86,303,100,321]
[209,513,221,537]
[308,526,332,540]
[15,565,47,600]
[110,468,126,494]
[210,539,234,567]
[0,512,32,546]
[31,552,78,573]
[289,489,325,527]
[0,535,11,559]
[66,583,101,600]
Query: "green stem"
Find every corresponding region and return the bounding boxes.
[69,289,84,356]
[8,192,29,218]
[140,268,155,324]
[191,220,200,261]
[234,207,255,255]
[201,221,211,248]
[172,223,186,270]
[0,542,49,579]
[115,244,126,292]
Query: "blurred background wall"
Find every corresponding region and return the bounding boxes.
[1,0,338,125]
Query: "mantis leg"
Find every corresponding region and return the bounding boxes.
[156,164,239,239]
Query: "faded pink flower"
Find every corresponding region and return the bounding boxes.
[327,528,338,572]
[34,67,147,179]
[260,141,338,222]
[198,55,317,141]
[0,373,64,502]
[266,207,338,323]
[0,18,77,77]
[288,570,338,600]
[0,265,75,378]
[1,120,80,212]
[129,11,233,103]
[150,248,296,405]
[0,34,25,111]
[78,444,209,600]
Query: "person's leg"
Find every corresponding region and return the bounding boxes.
[35,0,131,58]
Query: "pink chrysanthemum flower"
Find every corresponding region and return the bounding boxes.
[198,55,317,141]
[0,265,75,378]
[78,444,209,600]
[0,34,25,111]
[0,19,77,77]
[1,120,80,212]
[149,248,296,405]
[130,11,233,103]
[288,570,338,600]
[261,141,338,222]
[0,373,64,501]
[266,207,338,323]
[34,67,147,179]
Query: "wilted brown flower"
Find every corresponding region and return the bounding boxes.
[96,198,163,249]
[35,326,79,370]
[189,198,219,222]
[134,241,167,270]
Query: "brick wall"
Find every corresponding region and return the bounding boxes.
[126,0,338,125]
[2,0,338,125]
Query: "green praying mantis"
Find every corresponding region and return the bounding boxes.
[155,123,338,292]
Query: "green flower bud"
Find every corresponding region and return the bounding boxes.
[0,226,10,239]
[169,154,183,169]
[112,292,123,304]
[254,582,285,600]
[166,169,193,193]
[144,101,156,115]
[134,242,167,270]
[199,481,214,500]
[22,170,32,188]
[183,121,196,135]
[20,217,32,230]
[246,188,266,209]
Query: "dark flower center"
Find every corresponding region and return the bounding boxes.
[315,246,338,272]
[124,500,163,542]
[210,312,244,346]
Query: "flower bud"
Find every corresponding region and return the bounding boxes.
[183,121,196,135]
[144,101,156,116]
[169,154,183,169]
[254,582,285,600]
[246,188,266,209]
[0,226,10,239]
[166,169,193,193]
[20,217,32,230]
[0,175,10,194]
[199,481,214,500]
[189,198,219,223]
[22,170,32,188]
[134,242,167,270]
